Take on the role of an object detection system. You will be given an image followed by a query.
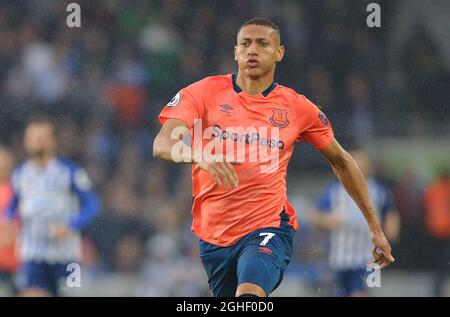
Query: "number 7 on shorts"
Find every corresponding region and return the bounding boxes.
[259,232,276,246]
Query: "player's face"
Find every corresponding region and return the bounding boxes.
[235,25,285,78]
[24,123,57,159]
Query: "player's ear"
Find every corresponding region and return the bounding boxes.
[234,46,238,61]
[276,45,285,62]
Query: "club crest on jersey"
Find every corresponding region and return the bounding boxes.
[318,111,329,126]
[269,109,289,128]
[167,92,181,108]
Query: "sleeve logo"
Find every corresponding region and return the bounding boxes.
[167,92,181,108]
[318,111,329,126]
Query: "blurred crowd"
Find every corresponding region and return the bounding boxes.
[0,0,449,296]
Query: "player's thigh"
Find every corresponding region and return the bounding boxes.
[48,263,71,296]
[236,227,294,296]
[17,262,52,296]
[336,269,367,297]
[348,268,368,296]
[335,270,351,296]
[199,240,238,297]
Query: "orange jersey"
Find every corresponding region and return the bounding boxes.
[159,74,334,246]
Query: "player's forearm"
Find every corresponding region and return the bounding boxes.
[310,213,342,231]
[69,191,101,230]
[330,152,381,229]
[153,119,200,164]
[153,136,195,164]
[383,211,401,242]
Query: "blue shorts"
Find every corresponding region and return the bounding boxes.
[199,225,294,297]
[335,268,368,296]
[17,261,71,296]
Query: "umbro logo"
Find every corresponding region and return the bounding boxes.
[219,104,233,115]
[258,247,272,255]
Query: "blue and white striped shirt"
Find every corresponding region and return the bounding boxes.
[5,157,100,263]
[317,178,393,270]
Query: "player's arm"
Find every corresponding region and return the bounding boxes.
[383,188,401,243]
[309,210,344,231]
[68,168,100,230]
[69,190,100,231]
[0,193,20,248]
[380,189,401,243]
[383,210,400,243]
[153,118,194,163]
[319,139,395,269]
[308,183,344,231]
[50,167,101,240]
[153,118,239,189]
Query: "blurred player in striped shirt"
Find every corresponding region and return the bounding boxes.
[309,147,400,296]
[2,116,100,296]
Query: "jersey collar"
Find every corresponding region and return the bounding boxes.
[27,156,58,171]
[232,73,277,97]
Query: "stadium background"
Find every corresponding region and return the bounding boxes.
[0,0,449,296]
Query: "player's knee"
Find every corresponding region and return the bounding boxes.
[19,288,50,297]
[350,290,368,297]
[236,282,266,297]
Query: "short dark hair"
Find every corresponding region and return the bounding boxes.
[26,113,57,135]
[239,18,280,35]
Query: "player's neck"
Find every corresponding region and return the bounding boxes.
[236,72,275,96]
[31,154,55,168]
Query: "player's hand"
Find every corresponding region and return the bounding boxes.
[368,225,395,270]
[197,158,240,189]
[49,225,72,241]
